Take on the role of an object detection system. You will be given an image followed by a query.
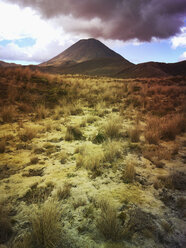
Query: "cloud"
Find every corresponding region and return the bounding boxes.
[0,1,82,63]
[180,51,186,61]
[4,0,186,42]
[171,27,186,48]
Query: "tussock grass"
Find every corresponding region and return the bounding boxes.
[123,160,136,183]
[26,200,62,248]
[0,201,13,243]
[65,125,83,141]
[76,143,104,171]
[103,140,123,163]
[35,104,49,119]
[19,127,38,142]
[102,116,123,139]
[97,199,122,241]
[57,182,71,200]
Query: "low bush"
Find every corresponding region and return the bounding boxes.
[1,105,16,123]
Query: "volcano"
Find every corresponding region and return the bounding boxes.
[40,38,133,76]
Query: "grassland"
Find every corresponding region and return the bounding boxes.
[0,67,186,248]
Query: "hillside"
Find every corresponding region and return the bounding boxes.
[116,61,186,78]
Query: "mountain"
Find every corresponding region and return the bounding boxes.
[116,61,186,78]
[40,38,133,76]
[0,60,20,67]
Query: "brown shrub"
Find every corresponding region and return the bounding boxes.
[0,139,6,153]
[129,126,140,142]
[1,105,16,123]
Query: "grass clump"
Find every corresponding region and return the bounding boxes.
[24,200,62,248]
[97,199,122,241]
[35,105,49,120]
[0,202,13,243]
[65,125,83,141]
[76,143,104,171]
[57,182,71,200]
[103,140,123,163]
[122,159,136,183]
[19,127,38,142]
[103,116,123,139]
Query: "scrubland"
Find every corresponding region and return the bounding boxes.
[0,67,186,248]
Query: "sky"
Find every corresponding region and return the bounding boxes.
[0,0,186,65]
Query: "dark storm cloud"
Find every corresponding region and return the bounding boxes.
[4,0,186,41]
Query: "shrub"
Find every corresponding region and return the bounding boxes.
[65,126,83,141]
[97,200,122,241]
[129,126,140,142]
[0,139,6,153]
[28,201,62,248]
[35,105,49,119]
[1,105,16,123]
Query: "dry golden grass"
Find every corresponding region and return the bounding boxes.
[97,199,122,241]
[57,182,71,200]
[76,144,104,171]
[65,125,83,141]
[19,127,38,142]
[122,160,136,183]
[102,116,123,139]
[0,201,13,243]
[103,140,123,163]
[27,200,62,248]
[35,104,49,120]
[59,151,68,164]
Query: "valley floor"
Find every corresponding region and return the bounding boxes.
[0,69,185,248]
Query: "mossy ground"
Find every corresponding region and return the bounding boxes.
[0,68,185,247]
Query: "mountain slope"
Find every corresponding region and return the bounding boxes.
[116,61,186,78]
[0,61,19,67]
[39,38,133,76]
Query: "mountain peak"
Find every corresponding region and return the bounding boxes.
[40,38,127,67]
